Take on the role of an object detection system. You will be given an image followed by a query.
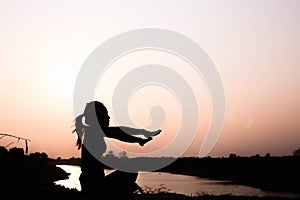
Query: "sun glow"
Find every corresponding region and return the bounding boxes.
[46,64,79,100]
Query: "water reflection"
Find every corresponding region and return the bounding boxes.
[55,165,82,191]
[55,165,300,198]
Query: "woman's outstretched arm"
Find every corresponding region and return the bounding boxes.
[105,127,160,146]
[112,126,161,137]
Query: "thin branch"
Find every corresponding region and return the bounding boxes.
[0,133,31,154]
[5,142,14,148]
[0,133,31,142]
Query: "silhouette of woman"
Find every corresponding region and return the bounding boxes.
[73,101,161,195]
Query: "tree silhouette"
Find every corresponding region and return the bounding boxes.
[105,150,116,159]
[293,148,300,156]
[229,153,237,158]
[265,153,271,157]
[119,151,128,159]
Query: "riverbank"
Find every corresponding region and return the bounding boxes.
[51,155,300,194]
[54,164,300,198]
[1,146,299,199]
[158,156,300,194]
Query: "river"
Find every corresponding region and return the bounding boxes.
[55,165,300,198]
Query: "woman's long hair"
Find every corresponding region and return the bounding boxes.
[72,114,85,150]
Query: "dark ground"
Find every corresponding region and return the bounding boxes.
[1,146,300,200]
[20,186,300,200]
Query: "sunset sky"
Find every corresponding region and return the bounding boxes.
[0,0,299,159]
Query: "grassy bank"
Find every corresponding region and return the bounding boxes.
[21,186,299,200]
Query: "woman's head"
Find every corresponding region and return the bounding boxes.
[73,101,110,149]
[84,101,110,128]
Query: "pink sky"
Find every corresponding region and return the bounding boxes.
[0,0,299,159]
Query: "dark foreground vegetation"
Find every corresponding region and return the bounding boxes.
[0,146,69,194]
[1,145,300,200]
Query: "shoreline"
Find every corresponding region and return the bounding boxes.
[1,145,299,200]
[51,156,300,195]
[53,164,300,199]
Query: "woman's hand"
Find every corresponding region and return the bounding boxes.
[142,129,162,138]
[138,129,162,146]
[138,137,153,146]
[151,129,161,136]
